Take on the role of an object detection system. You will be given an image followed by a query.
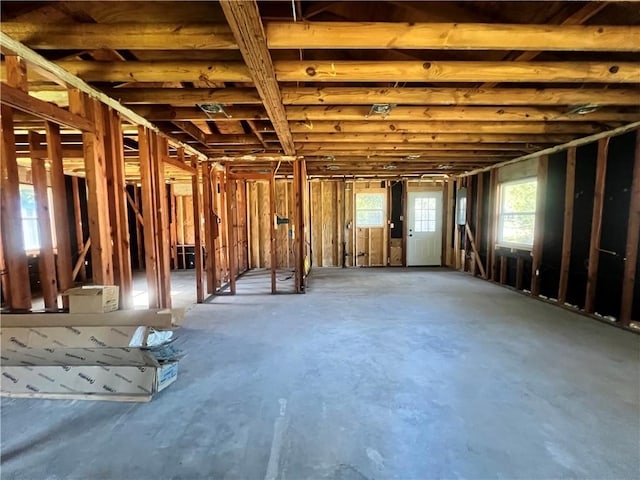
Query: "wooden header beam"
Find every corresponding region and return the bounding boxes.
[220,0,295,155]
[292,133,577,144]
[1,83,94,132]
[276,61,639,83]
[0,32,207,160]
[266,22,640,52]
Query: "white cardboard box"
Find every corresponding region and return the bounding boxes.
[65,286,119,313]
[1,362,178,399]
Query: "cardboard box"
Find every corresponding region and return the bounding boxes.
[1,362,178,398]
[0,326,148,349]
[1,310,174,328]
[65,286,119,313]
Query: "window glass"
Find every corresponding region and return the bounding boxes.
[356,193,385,228]
[498,178,537,248]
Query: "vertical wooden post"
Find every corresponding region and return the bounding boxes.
[530,156,548,297]
[103,108,133,309]
[29,132,58,309]
[516,256,524,290]
[68,90,113,285]
[269,174,277,294]
[293,160,304,292]
[475,172,484,276]
[585,139,609,313]
[71,176,87,282]
[47,122,73,306]
[202,162,214,293]
[133,185,144,270]
[558,147,576,304]
[500,256,507,284]
[488,169,498,281]
[620,130,640,326]
[0,56,31,310]
[154,136,172,308]
[137,126,160,308]
[191,155,204,303]
[444,179,454,267]
[466,176,474,274]
[169,184,178,270]
[225,169,237,295]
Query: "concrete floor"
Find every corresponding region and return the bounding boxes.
[2,268,639,479]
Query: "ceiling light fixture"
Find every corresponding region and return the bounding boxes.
[405,154,421,160]
[325,165,340,171]
[382,164,398,170]
[567,104,600,115]
[366,103,396,119]
[197,103,232,119]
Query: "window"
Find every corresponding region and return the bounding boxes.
[498,178,537,249]
[356,192,385,228]
[414,197,437,232]
[19,184,57,253]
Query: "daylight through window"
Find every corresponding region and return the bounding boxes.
[355,193,385,228]
[498,178,537,248]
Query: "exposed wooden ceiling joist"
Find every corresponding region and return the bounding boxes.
[291,133,577,144]
[104,87,262,105]
[288,121,610,134]
[266,22,640,51]
[280,87,640,106]
[286,106,640,122]
[220,0,295,155]
[2,22,238,50]
[128,106,268,121]
[276,61,639,83]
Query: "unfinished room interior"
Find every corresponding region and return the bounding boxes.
[0,0,639,478]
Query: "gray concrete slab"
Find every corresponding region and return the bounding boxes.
[2,268,639,479]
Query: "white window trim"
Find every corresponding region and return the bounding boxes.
[496,176,537,251]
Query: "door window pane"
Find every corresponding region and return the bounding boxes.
[414,197,436,232]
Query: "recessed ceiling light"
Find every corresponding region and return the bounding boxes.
[366,103,396,118]
[325,165,340,171]
[382,164,398,170]
[197,103,232,118]
[567,104,600,115]
[405,154,421,160]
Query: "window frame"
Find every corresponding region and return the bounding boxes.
[355,191,386,228]
[496,176,537,251]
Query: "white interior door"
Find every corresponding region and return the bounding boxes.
[407,190,443,266]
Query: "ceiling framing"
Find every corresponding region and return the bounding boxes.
[1,0,639,179]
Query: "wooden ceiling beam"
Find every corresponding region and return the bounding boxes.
[129,106,268,121]
[276,61,639,83]
[2,61,252,83]
[2,22,238,50]
[292,133,576,143]
[173,121,208,146]
[281,86,640,106]
[266,22,640,51]
[294,141,536,152]
[203,134,264,145]
[482,3,609,88]
[286,106,639,123]
[104,87,262,105]
[220,0,295,155]
[295,150,515,158]
[288,121,610,134]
